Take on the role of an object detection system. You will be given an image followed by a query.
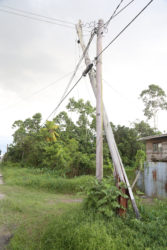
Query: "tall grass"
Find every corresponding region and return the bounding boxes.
[34,202,167,250]
[0,164,95,194]
[1,162,167,249]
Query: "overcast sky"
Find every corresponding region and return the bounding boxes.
[0,0,167,153]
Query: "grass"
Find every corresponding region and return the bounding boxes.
[1,165,95,194]
[0,164,167,249]
[40,204,167,250]
[0,184,82,250]
[125,167,136,185]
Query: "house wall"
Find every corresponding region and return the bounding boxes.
[146,139,167,162]
[137,162,167,198]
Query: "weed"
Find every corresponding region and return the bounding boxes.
[84,177,128,218]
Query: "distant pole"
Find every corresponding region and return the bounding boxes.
[96,19,104,181]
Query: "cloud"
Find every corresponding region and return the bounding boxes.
[0,0,167,144]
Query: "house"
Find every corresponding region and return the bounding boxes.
[137,134,167,198]
[139,134,167,162]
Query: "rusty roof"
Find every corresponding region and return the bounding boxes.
[139,133,167,141]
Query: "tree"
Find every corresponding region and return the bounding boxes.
[9,113,42,161]
[132,120,160,137]
[5,100,98,176]
[54,98,96,155]
[113,125,143,166]
[40,121,59,142]
[140,84,167,128]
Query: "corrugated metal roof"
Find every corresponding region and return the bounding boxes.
[139,133,167,141]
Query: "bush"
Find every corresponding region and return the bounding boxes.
[84,177,128,218]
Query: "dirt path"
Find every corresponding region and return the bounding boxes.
[0,173,4,200]
[0,174,3,185]
[0,173,12,249]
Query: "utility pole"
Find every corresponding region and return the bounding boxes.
[96,19,103,181]
[76,20,140,219]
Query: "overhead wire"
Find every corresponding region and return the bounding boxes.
[0,5,75,25]
[103,78,141,111]
[0,71,75,112]
[83,0,134,33]
[42,29,96,123]
[0,1,152,126]
[56,30,96,107]
[95,0,154,60]
[0,5,90,32]
[44,75,83,122]
[112,0,135,19]
[0,7,75,29]
[104,0,125,28]
[0,27,95,114]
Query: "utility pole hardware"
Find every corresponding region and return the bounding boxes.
[76,20,140,219]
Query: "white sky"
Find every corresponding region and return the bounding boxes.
[0,0,167,153]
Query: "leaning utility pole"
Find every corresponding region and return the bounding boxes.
[76,20,140,219]
[96,19,104,181]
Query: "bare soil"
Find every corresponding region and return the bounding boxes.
[0,227,12,250]
[0,174,11,250]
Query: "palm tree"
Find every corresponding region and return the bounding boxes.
[41,121,59,142]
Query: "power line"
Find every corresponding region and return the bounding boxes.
[1,5,75,25]
[44,75,83,122]
[0,8,75,29]
[103,78,141,111]
[27,72,74,96]
[0,71,75,112]
[59,30,96,103]
[112,0,135,19]
[0,29,95,115]
[84,0,135,33]
[42,30,96,123]
[95,0,154,60]
[44,63,94,122]
[104,0,125,28]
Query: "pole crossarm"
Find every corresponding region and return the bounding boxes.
[76,20,140,219]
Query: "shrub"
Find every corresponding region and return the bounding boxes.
[84,177,128,218]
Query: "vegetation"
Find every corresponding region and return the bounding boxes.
[1,163,94,194]
[84,177,128,218]
[0,166,167,250]
[4,98,158,171]
[1,89,166,249]
[135,149,146,169]
[140,84,167,128]
[40,202,167,250]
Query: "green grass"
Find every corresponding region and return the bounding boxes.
[38,199,167,250]
[0,164,167,249]
[0,184,82,250]
[125,167,136,185]
[1,165,94,194]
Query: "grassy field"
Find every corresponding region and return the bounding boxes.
[0,165,167,249]
[1,165,95,194]
[0,182,83,249]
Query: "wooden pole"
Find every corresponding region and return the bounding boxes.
[76,20,140,219]
[96,19,103,181]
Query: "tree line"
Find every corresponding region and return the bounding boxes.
[4,95,160,176]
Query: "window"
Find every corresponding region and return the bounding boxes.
[153,143,162,153]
